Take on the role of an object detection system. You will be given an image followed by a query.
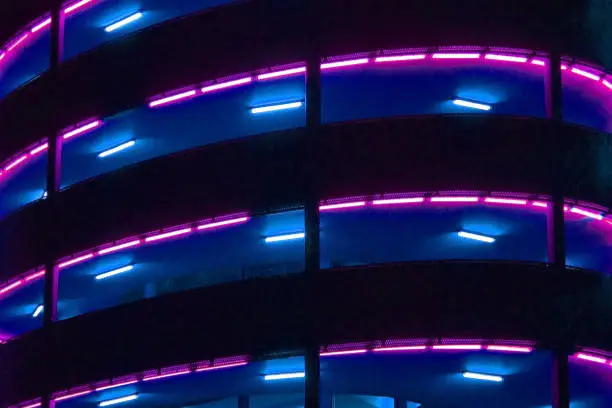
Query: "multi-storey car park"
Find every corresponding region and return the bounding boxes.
[0,0,611,407]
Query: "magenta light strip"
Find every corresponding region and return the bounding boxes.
[31,18,52,33]
[431,196,479,203]
[531,59,546,66]
[149,90,198,108]
[432,53,480,59]
[484,197,527,205]
[95,380,139,392]
[561,64,569,70]
[145,227,193,243]
[373,346,427,352]
[29,143,48,156]
[575,353,608,364]
[97,239,142,255]
[486,345,533,353]
[143,370,191,382]
[320,349,368,357]
[63,0,94,15]
[321,58,369,69]
[197,217,249,231]
[484,54,528,63]
[53,390,92,402]
[319,201,366,211]
[571,67,601,81]
[432,344,483,350]
[7,34,29,52]
[58,253,94,269]
[603,80,612,90]
[531,201,548,208]
[201,77,252,93]
[372,197,424,205]
[375,54,426,63]
[195,361,248,372]
[25,271,45,281]
[4,155,28,171]
[257,67,306,80]
[0,280,22,294]
[22,403,41,408]
[62,120,101,140]
[570,207,604,220]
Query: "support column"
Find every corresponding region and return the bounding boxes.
[545,51,569,408]
[238,395,249,408]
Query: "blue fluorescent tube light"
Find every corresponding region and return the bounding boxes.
[462,372,503,382]
[264,232,305,243]
[264,372,305,381]
[251,101,303,114]
[457,231,495,243]
[452,99,492,111]
[105,12,143,32]
[99,394,139,407]
[95,265,134,280]
[32,304,44,318]
[98,140,135,158]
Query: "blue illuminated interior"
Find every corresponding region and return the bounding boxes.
[0,30,49,99]
[39,352,612,408]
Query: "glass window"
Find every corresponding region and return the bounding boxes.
[565,205,612,273]
[0,272,44,340]
[0,147,47,219]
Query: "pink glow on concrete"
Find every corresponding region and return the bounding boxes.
[7,34,29,52]
[486,345,533,353]
[0,280,22,294]
[195,361,248,372]
[531,59,546,66]
[257,67,306,80]
[320,349,368,356]
[321,58,369,69]
[62,120,101,140]
[432,344,482,350]
[145,227,193,243]
[53,390,92,402]
[95,380,139,392]
[4,155,28,171]
[571,67,601,81]
[372,197,424,205]
[431,196,479,203]
[576,353,607,364]
[58,253,95,269]
[31,18,52,33]
[97,239,142,255]
[197,217,249,230]
[570,207,604,220]
[603,80,612,90]
[375,54,426,63]
[63,0,94,15]
[319,201,367,211]
[432,53,480,59]
[143,370,191,382]
[372,346,427,352]
[201,77,252,93]
[484,197,527,205]
[25,270,45,281]
[149,90,198,108]
[484,54,528,63]
[531,201,548,208]
[29,143,48,156]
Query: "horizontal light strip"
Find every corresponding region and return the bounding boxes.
[98,240,142,255]
[570,207,603,220]
[0,280,23,294]
[64,0,94,15]
[8,34,29,52]
[432,53,480,59]
[458,231,495,243]
[143,370,190,381]
[576,352,607,364]
[149,90,197,108]
[321,58,369,69]
[264,372,305,381]
[105,12,143,33]
[432,344,483,350]
[31,18,52,33]
[257,67,306,80]
[251,101,303,114]
[58,253,94,269]
[22,403,41,408]
[145,228,193,243]
[531,59,546,66]
[53,390,92,402]
[264,232,305,243]
[95,380,139,392]
[320,349,368,357]
[531,201,548,208]
[197,217,249,230]
[571,67,600,81]
[62,120,102,140]
[372,197,424,206]
[484,54,528,63]
[99,394,138,407]
[319,201,366,211]
[452,99,491,111]
[201,77,252,93]
[484,197,527,205]
[431,196,479,203]
[603,80,612,90]
[5,155,28,171]
[95,265,134,280]
[462,372,503,382]
[29,143,48,156]
[98,141,135,158]
[375,54,426,63]
[25,270,45,281]
[195,361,248,372]
[372,346,427,352]
[485,345,533,353]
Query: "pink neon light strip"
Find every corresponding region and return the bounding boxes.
[561,64,568,70]
[484,197,527,205]
[603,80,612,90]
[432,53,480,59]
[531,59,546,66]
[431,196,479,203]
[22,403,41,408]
[143,370,191,381]
[321,58,369,69]
[149,90,198,108]
[484,54,528,63]
[58,253,94,269]
[7,34,29,52]
[94,380,139,391]
[145,227,193,243]
[0,280,22,294]
[53,390,92,402]
[432,344,482,350]
[5,155,28,171]
[197,217,249,230]
[201,77,252,93]
[25,271,45,281]
[319,201,366,211]
[372,346,427,352]
[257,67,306,80]
[372,197,424,205]
[375,54,426,63]
[62,120,101,140]
[29,143,48,156]
[486,345,533,353]
[531,201,548,208]
[195,361,248,372]
[571,67,600,81]
[570,207,603,220]
[320,349,368,356]
[31,18,52,33]
[97,239,142,255]
[0,53,5,62]
[63,0,94,15]
[576,353,607,364]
